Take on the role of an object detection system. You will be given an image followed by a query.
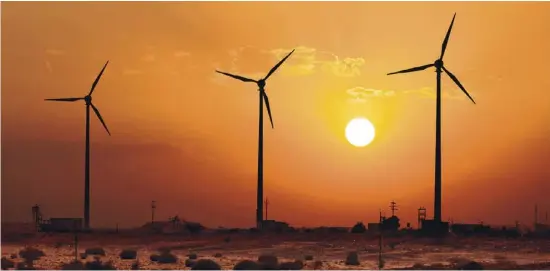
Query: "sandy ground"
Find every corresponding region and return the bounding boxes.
[2,231,550,270]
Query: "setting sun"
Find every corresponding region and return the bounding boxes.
[345,117,376,147]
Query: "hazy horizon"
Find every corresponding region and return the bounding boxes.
[2,1,550,229]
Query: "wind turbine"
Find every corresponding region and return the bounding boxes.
[45,61,111,230]
[215,49,295,229]
[387,13,476,224]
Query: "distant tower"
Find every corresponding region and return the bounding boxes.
[151,200,157,225]
[31,204,42,232]
[418,207,427,229]
[535,203,538,226]
[264,197,269,221]
[389,201,398,217]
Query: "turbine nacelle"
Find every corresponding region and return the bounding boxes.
[257,79,266,89]
[434,59,444,70]
[84,95,92,104]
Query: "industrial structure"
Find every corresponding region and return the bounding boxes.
[31,205,82,232]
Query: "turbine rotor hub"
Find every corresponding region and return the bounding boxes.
[84,95,92,104]
[257,79,266,89]
[434,59,444,69]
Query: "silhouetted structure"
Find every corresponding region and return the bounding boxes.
[44,61,111,230]
[417,207,427,229]
[41,218,83,232]
[261,220,290,232]
[215,50,295,229]
[264,197,269,220]
[351,222,367,233]
[31,204,43,232]
[389,201,398,217]
[151,200,157,225]
[387,14,475,228]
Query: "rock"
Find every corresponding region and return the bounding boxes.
[191,259,221,270]
[185,259,196,268]
[345,251,360,266]
[234,260,261,270]
[279,260,304,270]
[258,254,279,270]
[84,248,106,256]
[119,249,137,260]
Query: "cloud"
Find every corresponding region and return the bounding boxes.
[141,54,156,62]
[346,86,396,103]
[45,60,53,73]
[269,46,366,77]
[123,69,143,75]
[346,85,475,103]
[174,51,191,58]
[45,49,65,56]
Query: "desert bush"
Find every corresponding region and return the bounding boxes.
[1,257,15,269]
[351,222,367,234]
[313,260,323,269]
[455,260,484,270]
[304,255,313,261]
[150,254,159,262]
[233,260,260,270]
[60,260,85,270]
[191,259,221,270]
[213,253,222,258]
[85,258,116,270]
[258,254,279,269]
[279,260,304,270]
[84,247,106,256]
[10,254,17,260]
[345,251,360,265]
[131,261,140,270]
[185,222,205,234]
[152,252,178,264]
[80,253,87,260]
[188,253,198,259]
[119,249,137,260]
[185,259,196,267]
[18,247,45,267]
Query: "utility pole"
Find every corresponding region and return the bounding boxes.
[151,200,157,225]
[389,201,398,217]
[264,197,269,221]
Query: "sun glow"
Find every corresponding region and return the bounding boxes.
[345,117,376,147]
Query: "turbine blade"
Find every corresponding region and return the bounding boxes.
[90,103,111,135]
[264,49,295,81]
[89,60,109,96]
[442,66,476,104]
[387,64,434,75]
[44,97,84,102]
[215,70,257,83]
[262,91,274,129]
[440,13,456,60]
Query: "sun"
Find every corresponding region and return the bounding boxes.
[345,117,376,147]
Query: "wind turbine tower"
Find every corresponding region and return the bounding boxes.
[45,61,111,229]
[215,50,294,229]
[387,14,476,224]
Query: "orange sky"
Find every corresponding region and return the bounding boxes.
[2,2,550,229]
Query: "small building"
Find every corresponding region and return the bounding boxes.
[535,223,550,233]
[261,220,290,232]
[420,219,449,236]
[41,218,83,232]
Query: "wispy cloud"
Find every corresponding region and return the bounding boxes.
[45,49,65,56]
[123,69,143,75]
[346,86,475,103]
[45,60,53,73]
[141,54,156,62]
[269,46,366,77]
[174,51,191,58]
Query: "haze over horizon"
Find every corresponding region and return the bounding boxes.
[2,1,550,229]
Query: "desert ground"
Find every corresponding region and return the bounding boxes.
[2,227,550,270]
